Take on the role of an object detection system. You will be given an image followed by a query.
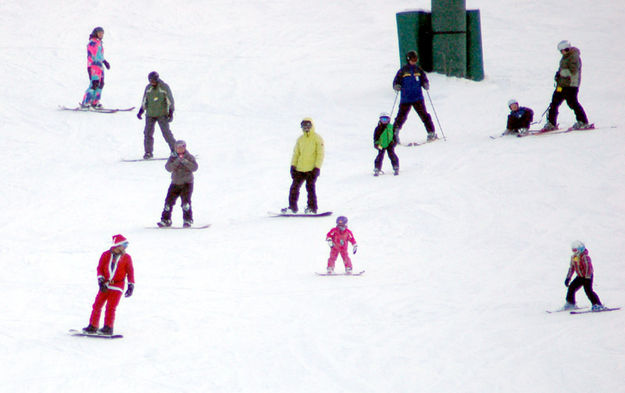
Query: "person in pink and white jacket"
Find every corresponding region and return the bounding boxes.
[83,234,135,335]
[80,26,110,109]
[326,216,357,274]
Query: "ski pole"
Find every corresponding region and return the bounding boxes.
[389,89,399,118]
[426,90,446,141]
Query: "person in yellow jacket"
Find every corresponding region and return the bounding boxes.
[281,117,325,214]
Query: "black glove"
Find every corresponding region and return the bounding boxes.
[124,283,134,298]
[290,166,297,179]
[91,79,100,89]
[554,71,560,82]
[168,109,174,123]
[103,60,110,70]
[422,81,430,90]
[564,278,571,287]
[137,108,144,120]
[98,277,108,292]
[312,167,320,179]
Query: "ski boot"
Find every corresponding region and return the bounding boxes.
[572,121,590,130]
[517,128,529,136]
[98,326,113,335]
[82,324,97,333]
[143,152,153,159]
[427,132,438,142]
[562,302,577,311]
[541,122,557,131]
[305,207,317,214]
[326,266,334,274]
[157,219,172,228]
[592,304,606,312]
[393,166,399,176]
[373,168,381,177]
[183,219,193,228]
[345,267,353,275]
[281,207,297,214]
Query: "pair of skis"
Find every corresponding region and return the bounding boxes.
[59,105,135,114]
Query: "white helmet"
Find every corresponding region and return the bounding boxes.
[507,99,518,108]
[571,240,585,254]
[557,40,571,51]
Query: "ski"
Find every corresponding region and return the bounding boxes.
[59,105,135,114]
[316,270,365,276]
[268,211,332,217]
[69,329,123,339]
[518,124,616,138]
[570,307,620,315]
[400,137,440,147]
[147,224,211,230]
[121,157,169,162]
[546,306,587,314]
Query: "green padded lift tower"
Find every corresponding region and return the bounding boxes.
[395,0,484,81]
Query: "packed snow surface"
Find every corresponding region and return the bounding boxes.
[1,1,624,392]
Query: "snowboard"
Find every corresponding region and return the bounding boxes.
[316,270,365,276]
[546,306,587,314]
[59,105,135,114]
[147,224,211,230]
[121,157,169,162]
[570,307,620,315]
[69,329,123,339]
[268,211,332,217]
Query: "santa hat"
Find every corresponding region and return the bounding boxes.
[111,234,129,248]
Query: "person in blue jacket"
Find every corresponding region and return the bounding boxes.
[505,99,534,136]
[392,51,437,143]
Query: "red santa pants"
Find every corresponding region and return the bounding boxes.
[327,247,352,269]
[89,289,122,328]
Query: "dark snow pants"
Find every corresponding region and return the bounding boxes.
[547,86,588,125]
[161,183,194,222]
[393,100,435,136]
[374,144,399,171]
[566,276,601,305]
[288,170,318,212]
[144,116,176,154]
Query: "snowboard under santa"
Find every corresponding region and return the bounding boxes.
[69,329,123,339]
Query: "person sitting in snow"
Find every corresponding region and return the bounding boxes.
[83,234,135,335]
[373,112,399,176]
[326,216,358,274]
[504,99,533,136]
[562,240,605,311]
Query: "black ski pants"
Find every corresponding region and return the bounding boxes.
[393,100,435,135]
[547,86,588,125]
[144,116,176,155]
[288,170,318,212]
[566,276,601,306]
[161,182,193,221]
[374,144,399,171]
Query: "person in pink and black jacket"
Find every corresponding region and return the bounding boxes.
[562,240,605,311]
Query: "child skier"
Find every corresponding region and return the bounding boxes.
[504,99,534,136]
[326,216,358,274]
[373,112,399,176]
[562,240,605,311]
[83,234,135,335]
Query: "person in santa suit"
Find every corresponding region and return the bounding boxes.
[83,234,135,335]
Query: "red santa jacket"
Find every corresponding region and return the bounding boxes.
[97,250,135,292]
[326,227,357,249]
[566,249,593,279]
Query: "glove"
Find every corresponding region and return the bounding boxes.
[290,166,297,179]
[137,108,144,120]
[393,84,402,92]
[90,79,100,89]
[554,71,560,82]
[375,144,383,150]
[98,277,108,293]
[125,283,134,298]
[103,60,110,70]
[326,238,334,248]
[422,81,430,90]
[168,109,174,123]
[312,167,320,179]
[564,278,570,287]
[353,244,358,254]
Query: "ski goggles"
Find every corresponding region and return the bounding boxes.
[380,116,391,123]
[301,120,312,128]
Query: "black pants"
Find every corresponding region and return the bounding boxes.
[374,144,399,170]
[566,276,601,305]
[547,87,588,125]
[161,183,193,221]
[393,101,435,135]
[289,171,317,212]
[144,116,176,154]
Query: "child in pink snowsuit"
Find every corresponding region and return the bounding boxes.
[326,216,357,274]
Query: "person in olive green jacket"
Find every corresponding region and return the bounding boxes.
[137,71,177,159]
[544,40,590,131]
[281,117,325,214]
